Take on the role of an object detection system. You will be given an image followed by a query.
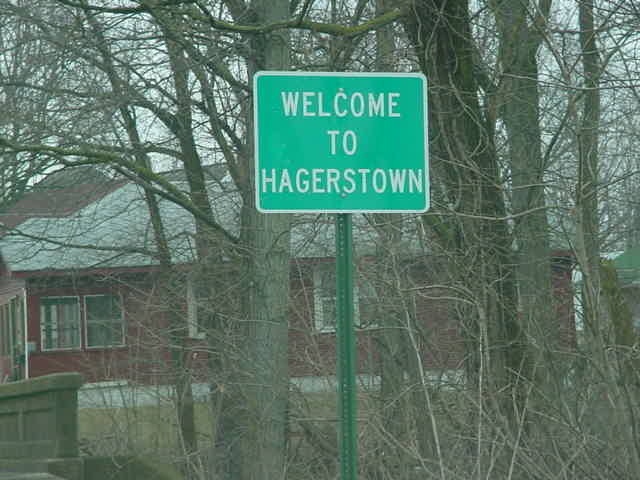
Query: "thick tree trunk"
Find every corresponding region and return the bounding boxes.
[403,0,524,454]
[235,1,292,479]
[372,214,414,477]
[371,2,416,477]
[490,0,555,405]
[575,1,640,474]
[575,0,601,346]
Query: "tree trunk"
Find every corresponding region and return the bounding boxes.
[575,1,640,474]
[370,2,416,477]
[490,0,555,404]
[235,1,292,479]
[403,0,525,462]
[82,11,199,474]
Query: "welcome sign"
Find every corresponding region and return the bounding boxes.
[254,71,429,213]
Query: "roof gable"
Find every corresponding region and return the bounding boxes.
[0,167,425,273]
[0,167,126,230]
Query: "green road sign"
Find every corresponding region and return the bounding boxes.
[254,71,429,213]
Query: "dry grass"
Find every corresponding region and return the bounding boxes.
[79,401,215,458]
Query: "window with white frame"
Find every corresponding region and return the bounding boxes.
[0,298,23,357]
[186,275,205,339]
[0,304,10,356]
[314,263,338,332]
[85,295,125,348]
[313,263,379,332]
[40,297,81,350]
[356,272,379,329]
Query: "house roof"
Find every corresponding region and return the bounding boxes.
[0,166,126,230]
[0,167,423,274]
[0,179,227,272]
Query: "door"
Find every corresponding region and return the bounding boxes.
[0,296,24,382]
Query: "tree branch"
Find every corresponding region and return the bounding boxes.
[0,137,239,245]
[55,0,408,39]
[3,227,158,259]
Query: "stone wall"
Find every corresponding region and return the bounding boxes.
[0,373,82,461]
[0,374,183,480]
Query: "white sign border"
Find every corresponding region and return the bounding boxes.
[253,71,429,214]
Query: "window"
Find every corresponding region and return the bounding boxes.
[314,264,337,332]
[85,295,124,348]
[40,297,81,350]
[0,304,9,356]
[1,297,24,357]
[186,275,205,339]
[357,273,379,329]
[313,263,379,332]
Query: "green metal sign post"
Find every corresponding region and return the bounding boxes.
[335,213,357,479]
[254,71,428,480]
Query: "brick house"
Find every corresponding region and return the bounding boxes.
[0,167,575,395]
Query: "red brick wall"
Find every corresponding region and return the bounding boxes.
[23,255,575,383]
[553,265,577,350]
[287,258,463,377]
[25,274,175,383]
[288,255,575,377]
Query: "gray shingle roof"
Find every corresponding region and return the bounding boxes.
[1,174,424,273]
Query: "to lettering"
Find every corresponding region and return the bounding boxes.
[327,130,357,155]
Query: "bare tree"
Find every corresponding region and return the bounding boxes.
[489,1,557,411]
[6,1,640,478]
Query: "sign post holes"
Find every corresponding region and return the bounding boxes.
[254,71,428,480]
[336,213,358,479]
